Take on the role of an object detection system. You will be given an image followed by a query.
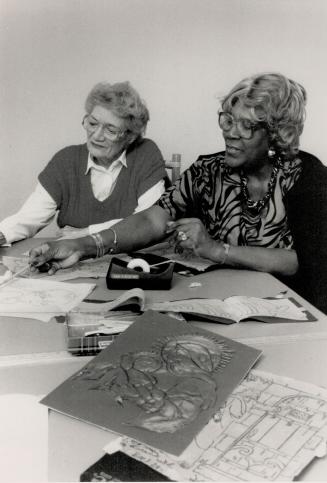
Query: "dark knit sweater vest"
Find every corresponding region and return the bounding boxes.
[38,139,165,229]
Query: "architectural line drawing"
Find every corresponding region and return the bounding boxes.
[119,370,327,481]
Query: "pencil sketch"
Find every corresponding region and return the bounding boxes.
[0,287,77,306]
[73,333,234,433]
[119,369,327,481]
[0,278,95,316]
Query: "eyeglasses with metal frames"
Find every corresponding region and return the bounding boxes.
[218,111,266,140]
[82,115,126,141]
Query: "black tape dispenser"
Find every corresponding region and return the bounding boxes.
[106,252,174,290]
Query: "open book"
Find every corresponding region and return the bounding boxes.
[147,295,316,324]
[74,288,315,325]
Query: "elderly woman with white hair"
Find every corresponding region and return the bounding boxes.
[0,81,166,244]
[30,73,327,313]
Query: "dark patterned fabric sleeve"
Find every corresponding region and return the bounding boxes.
[157,160,199,220]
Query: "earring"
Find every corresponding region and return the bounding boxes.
[268,147,276,158]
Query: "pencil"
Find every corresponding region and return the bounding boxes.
[0,264,31,289]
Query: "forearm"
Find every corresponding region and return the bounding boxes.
[79,205,171,258]
[208,243,299,277]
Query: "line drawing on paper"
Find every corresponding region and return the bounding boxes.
[120,370,327,481]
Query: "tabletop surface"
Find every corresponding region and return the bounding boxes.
[1,238,327,360]
[1,238,327,482]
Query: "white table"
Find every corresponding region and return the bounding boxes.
[1,239,327,481]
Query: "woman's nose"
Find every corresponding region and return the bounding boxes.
[92,125,105,140]
[228,121,241,138]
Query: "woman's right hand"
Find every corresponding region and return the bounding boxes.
[29,239,86,274]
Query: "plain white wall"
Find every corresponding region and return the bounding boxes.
[1,0,326,221]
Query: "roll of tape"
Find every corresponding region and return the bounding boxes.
[127,258,151,273]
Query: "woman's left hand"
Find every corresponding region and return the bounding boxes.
[166,218,223,261]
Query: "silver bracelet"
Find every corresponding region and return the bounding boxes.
[107,227,118,254]
[90,233,105,258]
[220,243,230,265]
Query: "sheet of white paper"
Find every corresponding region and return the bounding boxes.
[140,242,215,271]
[147,296,308,322]
[115,369,327,481]
[0,278,95,322]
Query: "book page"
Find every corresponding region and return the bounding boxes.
[147,296,308,322]
[147,298,236,321]
[224,296,308,321]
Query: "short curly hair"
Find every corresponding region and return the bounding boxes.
[221,73,307,158]
[85,81,149,139]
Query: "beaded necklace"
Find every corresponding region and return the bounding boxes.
[240,157,282,214]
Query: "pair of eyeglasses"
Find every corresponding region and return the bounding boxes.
[82,115,126,141]
[218,111,265,140]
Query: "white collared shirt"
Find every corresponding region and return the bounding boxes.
[0,151,165,243]
[86,151,128,201]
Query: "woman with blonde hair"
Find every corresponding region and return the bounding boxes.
[30,73,327,313]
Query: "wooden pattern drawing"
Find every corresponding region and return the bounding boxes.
[41,311,261,455]
[73,334,234,433]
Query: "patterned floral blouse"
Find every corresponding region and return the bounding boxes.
[158,152,302,249]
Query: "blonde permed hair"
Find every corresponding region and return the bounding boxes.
[85,81,149,139]
[221,73,307,158]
